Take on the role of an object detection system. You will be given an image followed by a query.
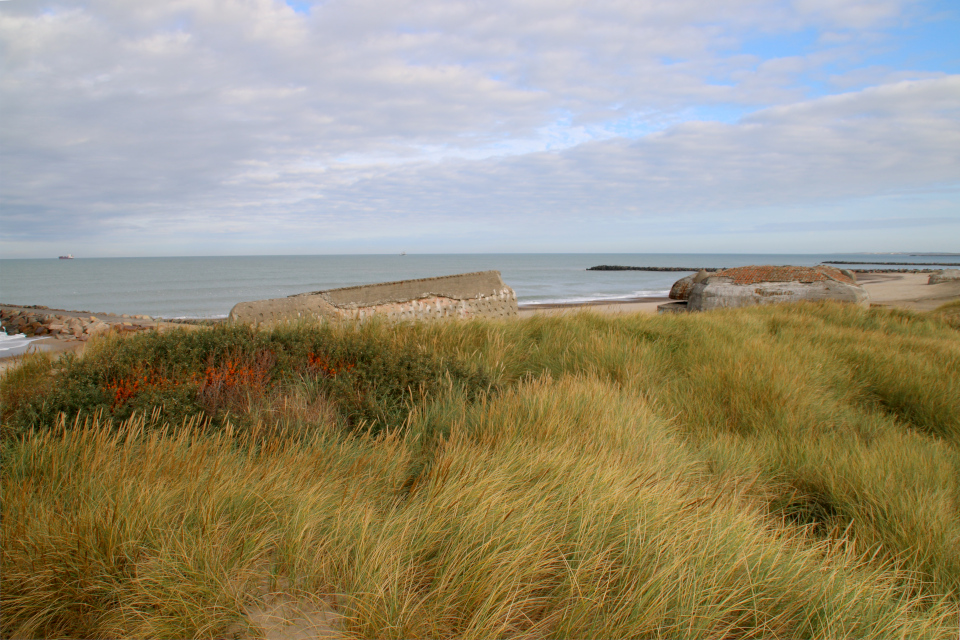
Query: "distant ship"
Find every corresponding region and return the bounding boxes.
[400,251,406,256]
[59,254,74,259]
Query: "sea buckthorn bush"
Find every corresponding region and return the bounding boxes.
[1,320,492,438]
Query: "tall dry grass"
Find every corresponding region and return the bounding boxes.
[2,300,959,638]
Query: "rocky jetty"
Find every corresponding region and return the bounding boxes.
[825,261,960,266]
[1,307,159,342]
[851,268,943,273]
[2,310,110,340]
[588,265,720,272]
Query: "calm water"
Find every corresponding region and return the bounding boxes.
[1,253,957,320]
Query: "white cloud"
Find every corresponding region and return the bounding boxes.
[0,0,956,256]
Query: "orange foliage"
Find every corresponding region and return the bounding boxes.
[105,367,193,408]
[307,352,355,377]
[202,358,267,391]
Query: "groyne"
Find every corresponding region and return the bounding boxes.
[587,266,721,272]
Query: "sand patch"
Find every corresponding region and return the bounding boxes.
[240,592,342,640]
[860,272,960,311]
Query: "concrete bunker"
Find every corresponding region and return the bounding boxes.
[229,270,518,326]
[659,265,869,313]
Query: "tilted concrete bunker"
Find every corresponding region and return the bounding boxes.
[659,265,869,313]
[229,270,518,326]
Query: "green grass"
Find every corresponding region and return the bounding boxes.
[2,301,959,638]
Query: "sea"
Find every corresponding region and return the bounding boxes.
[1,253,957,326]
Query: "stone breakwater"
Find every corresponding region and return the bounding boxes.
[825,261,960,266]
[851,268,945,273]
[588,265,722,272]
[2,309,112,340]
[0,307,160,342]
[589,265,944,274]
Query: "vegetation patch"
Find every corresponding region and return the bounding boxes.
[2,302,959,638]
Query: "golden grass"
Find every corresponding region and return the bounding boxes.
[2,301,959,638]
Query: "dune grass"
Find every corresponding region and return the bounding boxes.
[2,301,959,638]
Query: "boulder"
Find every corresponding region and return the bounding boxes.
[87,322,111,335]
[687,265,869,312]
[929,269,960,284]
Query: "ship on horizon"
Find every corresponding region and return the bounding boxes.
[58,254,74,259]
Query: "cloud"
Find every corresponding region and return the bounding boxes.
[0,0,956,256]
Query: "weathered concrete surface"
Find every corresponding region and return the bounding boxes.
[669,276,695,301]
[929,269,960,284]
[657,301,689,313]
[687,265,869,312]
[668,269,710,301]
[229,271,518,325]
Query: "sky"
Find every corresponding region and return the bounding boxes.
[1,0,958,258]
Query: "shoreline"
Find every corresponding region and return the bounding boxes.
[2,272,957,372]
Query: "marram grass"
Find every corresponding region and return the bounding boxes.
[2,301,959,638]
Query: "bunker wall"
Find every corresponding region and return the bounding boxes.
[229,271,518,325]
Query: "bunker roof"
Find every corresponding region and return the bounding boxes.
[710,265,854,286]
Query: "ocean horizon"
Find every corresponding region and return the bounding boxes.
[2,253,958,321]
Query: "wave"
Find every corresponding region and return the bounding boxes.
[0,329,42,357]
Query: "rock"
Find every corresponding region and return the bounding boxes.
[687,265,869,312]
[87,322,111,335]
[929,269,960,284]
